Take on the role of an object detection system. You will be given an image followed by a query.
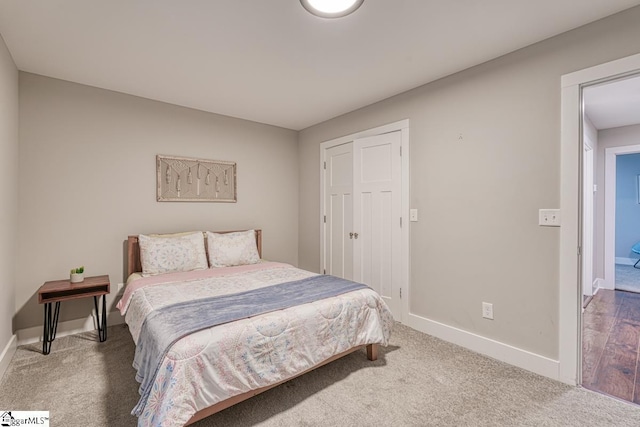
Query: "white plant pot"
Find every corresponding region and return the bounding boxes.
[70,273,84,283]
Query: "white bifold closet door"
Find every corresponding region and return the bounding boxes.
[323,130,402,319]
[325,143,354,280]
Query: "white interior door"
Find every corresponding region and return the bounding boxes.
[324,143,354,280]
[582,145,595,297]
[353,131,402,319]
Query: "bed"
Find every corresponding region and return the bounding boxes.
[117,229,393,426]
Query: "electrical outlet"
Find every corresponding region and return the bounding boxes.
[482,302,494,320]
[538,209,561,227]
[409,209,418,222]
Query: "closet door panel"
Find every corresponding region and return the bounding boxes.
[353,131,402,319]
[324,143,353,280]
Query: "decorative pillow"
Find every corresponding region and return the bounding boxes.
[138,231,208,276]
[206,230,260,268]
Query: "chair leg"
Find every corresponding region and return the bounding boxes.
[634,258,640,269]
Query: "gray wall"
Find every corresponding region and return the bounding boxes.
[298,7,640,359]
[16,73,299,330]
[0,35,18,353]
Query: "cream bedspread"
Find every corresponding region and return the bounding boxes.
[118,262,393,427]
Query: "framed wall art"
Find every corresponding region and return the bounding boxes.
[157,155,237,202]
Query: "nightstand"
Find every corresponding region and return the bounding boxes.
[37,275,110,355]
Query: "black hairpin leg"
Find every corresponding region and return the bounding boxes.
[634,258,640,269]
[94,295,107,342]
[42,302,60,355]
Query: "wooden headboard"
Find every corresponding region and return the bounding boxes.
[126,229,262,278]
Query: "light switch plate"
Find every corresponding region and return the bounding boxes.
[539,209,561,227]
[409,209,418,222]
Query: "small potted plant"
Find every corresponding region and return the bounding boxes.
[70,266,85,283]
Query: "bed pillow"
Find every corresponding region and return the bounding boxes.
[138,231,208,276]
[206,230,260,267]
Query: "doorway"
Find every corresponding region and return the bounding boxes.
[320,120,410,323]
[579,73,640,402]
[559,52,640,387]
[606,147,640,294]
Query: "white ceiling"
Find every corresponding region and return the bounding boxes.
[1,1,639,130]
[584,75,640,130]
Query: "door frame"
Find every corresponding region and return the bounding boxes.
[560,52,640,385]
[320,119,410,323]
[604,145,640,290]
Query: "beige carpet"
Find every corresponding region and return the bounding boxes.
[2,323,640,426]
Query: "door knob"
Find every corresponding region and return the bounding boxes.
[349,232,354,239]
[354,232,359,239]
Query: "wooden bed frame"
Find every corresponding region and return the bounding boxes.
[125,229,378,425]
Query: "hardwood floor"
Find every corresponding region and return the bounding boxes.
[582,289,640,403]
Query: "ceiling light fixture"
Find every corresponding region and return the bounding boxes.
[300,0,364,18]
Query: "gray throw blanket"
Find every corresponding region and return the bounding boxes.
[132,274,368,416]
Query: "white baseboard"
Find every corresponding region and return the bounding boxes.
[598,276,615,290]
[615,257,637,266]
[593,278,604,293]
[17,311,125,346]
[0,334,17,381]
[407,313,560,381]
